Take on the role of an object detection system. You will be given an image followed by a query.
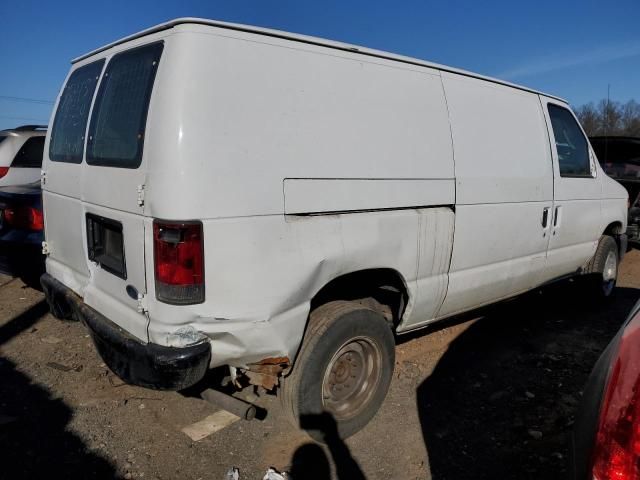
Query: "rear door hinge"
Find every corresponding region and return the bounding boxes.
[40,170,47,185]
[137,184,145,207]
[137,293,148,314]
[42,241,50,255]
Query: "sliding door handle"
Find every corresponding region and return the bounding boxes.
[553,206,561,227]
[542,207,550,228]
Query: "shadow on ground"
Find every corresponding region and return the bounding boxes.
[417,282,640,480]
[0,301,119,479]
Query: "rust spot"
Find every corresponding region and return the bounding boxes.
[244,356,291,390]
[245,371,279,391]
[253,356,290,365]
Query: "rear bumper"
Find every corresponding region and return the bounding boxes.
[40,273,211,391]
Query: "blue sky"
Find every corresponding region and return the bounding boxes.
[1,0,638,130]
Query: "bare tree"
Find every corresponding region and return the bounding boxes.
[575,99,640,137]
[620,100,640,137]
[575,102,600,135]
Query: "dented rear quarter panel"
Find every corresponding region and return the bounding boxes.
[146,208,454,368]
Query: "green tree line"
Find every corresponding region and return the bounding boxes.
[575,99,640,137]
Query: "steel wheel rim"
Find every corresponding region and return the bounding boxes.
[322,336,382,421]
[602,250,618,296]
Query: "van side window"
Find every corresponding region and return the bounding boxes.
[49,60,105,163]
[86,42,163,169]
[12,136,45,168]
[548,104,591,177]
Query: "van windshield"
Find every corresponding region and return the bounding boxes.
[86,42,163,169]
[49,59,105,163]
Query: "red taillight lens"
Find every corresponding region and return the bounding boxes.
[3,206,44,231]
[591,311,640,480]
[153,221,204,305]
[0,167,9,179]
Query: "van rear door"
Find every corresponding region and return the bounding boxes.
[44,42,164,341]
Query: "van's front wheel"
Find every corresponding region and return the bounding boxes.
[584,235,619,298]
[280,301,395,442]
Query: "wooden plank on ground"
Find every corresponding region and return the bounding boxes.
[181,410,240,441]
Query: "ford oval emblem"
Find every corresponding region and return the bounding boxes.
[126,285,139,300]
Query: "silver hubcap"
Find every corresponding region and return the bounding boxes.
[602,250,617,295]
[322,336,382,421]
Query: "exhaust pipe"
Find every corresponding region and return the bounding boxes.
[200,388,257,420]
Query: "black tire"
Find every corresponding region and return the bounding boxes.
[584,235,619,299]
[280,300,395,442]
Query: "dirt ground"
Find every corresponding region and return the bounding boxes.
[1,250,639,480]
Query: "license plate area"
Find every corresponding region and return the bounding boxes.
[86,213,127,279]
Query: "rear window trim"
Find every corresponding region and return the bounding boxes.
[86,41,164,169]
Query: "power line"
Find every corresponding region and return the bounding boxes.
[0,95,54,105]
[0,114,49,122]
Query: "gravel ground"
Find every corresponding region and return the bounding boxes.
[0,250,639,480]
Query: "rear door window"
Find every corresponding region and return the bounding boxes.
[12,136,45,168]
[87,42,163,169]
[49,59,105,163]
[548,104,592,177]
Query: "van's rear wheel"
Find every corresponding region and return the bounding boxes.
[280,301,395,442]
[585,235,619,298]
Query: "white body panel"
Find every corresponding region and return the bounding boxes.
[43,20,628,370]
[437,73,553,317]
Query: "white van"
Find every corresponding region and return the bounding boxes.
[0,125,46,186]
[40,18,628,439]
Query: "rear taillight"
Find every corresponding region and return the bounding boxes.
[0,167,9,179]
[153,220,204,305]
[591,311,640,480]
[3,206,44,231]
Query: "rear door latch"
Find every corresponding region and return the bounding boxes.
[137,184,145,207]
[137,294,148,314]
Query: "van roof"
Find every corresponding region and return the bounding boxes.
[73,17,566,103]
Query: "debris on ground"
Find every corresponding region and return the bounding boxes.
[223,467,289,480]
[40,335,62,344]
[46,362,83,372]
[528,429,543,440]
[226,467,240,480]
[262,468,288,480]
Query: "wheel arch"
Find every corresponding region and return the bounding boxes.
[310,268,410,328]
[603,221,627,258]
[603,221,624,236]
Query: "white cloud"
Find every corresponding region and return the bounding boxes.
[498,41,640,79]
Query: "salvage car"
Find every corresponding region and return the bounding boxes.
[0,125,46,187]
[0,182,44,287]
[40,18,628,440]
[572,299,640,480]
[590,136,640,248]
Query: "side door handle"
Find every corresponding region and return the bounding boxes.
[541,207,550,228]
[553,206,561,227]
